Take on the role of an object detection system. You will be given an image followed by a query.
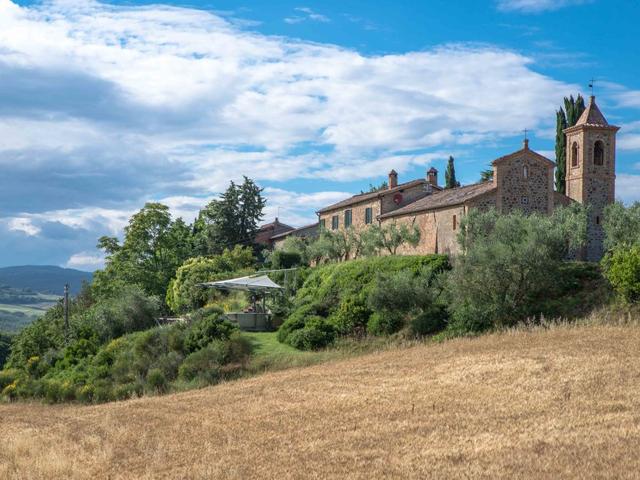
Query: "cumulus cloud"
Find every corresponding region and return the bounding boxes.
[616,174,640,204]
[66,252,105,271]
[0,0,583,266]
[284,7,330,24]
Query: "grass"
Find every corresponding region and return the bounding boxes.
[2,316,640,479]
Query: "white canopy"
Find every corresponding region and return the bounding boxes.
[200,274,283,292]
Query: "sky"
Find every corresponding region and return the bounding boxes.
[0,0,639,270]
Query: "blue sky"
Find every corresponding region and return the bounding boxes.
[0,0,639,270]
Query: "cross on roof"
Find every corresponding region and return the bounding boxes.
[523,128,528,140]
[589,78,596,96]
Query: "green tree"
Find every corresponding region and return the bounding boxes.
[369,223,421,255]
[479,168,493,183]
[444,156,460,189]
[602,201,640,252]
[555,94,586,193]
[602,245,640,303]
[94,203,193,301]
[166,246,255,313]
[449,205,587,332]
[361,180,388,194]
[194,177,267,255]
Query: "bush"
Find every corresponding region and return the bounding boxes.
[184,307,237,353]
[367,312,403,336]
[278,255,450,349]
[270,250,303,269]
[0,333,12,369]
[410,306,448,336]
[602,245,640,303]
[286,317,335,350]
[146,368,168,393]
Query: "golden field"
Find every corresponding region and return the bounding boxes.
[2,321,640,479]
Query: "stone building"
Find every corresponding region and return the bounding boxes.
[314,96,618,261]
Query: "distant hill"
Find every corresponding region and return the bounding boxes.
[0,266,93,296]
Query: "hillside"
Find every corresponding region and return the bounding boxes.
[0,266,92,295]
[2,322,640,479]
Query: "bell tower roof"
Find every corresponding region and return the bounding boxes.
[575,96,609,127]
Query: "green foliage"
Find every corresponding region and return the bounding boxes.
[555,94,585,193]
[479,168,494,183]
[602,245,640,303]
[410,306,448,336]
[184,307,238,353]
[270,250,303,269]
[444,156,460,189]
[360,181,389,194]
[602,202,640,252]
[165,246,255,313]
[447,206,588,333]
[278,255,450,348]
[178,334,251,382]
[193,177,266,256]
[94,203,194,302]
[286,317,336,350]
[146,368,168,393]
[0,332,12,368]
[366,312,403,336]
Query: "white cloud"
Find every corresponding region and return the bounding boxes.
[496,0,592,13]
[262,187,352,226]
[65,251,105,271]
[6,217,41,236]
[285,7,330,24]
[616,174,640,204]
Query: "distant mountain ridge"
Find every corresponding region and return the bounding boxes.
[0,266,93,295]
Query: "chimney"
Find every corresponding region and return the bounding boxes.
[427,167,438,187]
[388,169,398,189]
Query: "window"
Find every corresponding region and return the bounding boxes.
[452,215,457,231]
[571,142,579,167]
[365,207,373,224]
[344,209,352,228]
[523,165,528,179]
[596,216,600,225]
[331,215,339,230]
[319,219,326,229]
[521,196,529,205]
[594,140,604,166]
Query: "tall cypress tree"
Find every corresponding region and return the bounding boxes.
[444,155,460,189]
[554,94,586,193]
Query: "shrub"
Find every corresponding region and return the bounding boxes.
[146,368,168,393]
[410,306,448,336]
[184,307,237,353]
[279,255,450,348]
[602,245,640,303]
[178,342,225,382]
[367,312,403,336]
[286,317,335,350]
[270,250,303,269]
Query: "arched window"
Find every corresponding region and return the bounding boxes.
[571,142,579,167]
[523,165,528,179]
[594,140,604,166]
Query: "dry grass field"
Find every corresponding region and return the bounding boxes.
[2,321,640,479]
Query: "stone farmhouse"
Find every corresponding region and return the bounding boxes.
[310,96,618,261]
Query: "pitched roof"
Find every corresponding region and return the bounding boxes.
[575,96,609,127]
[317,179,436,214]
[491,143,555,167]
[380,181,496,219]
[270,222,319,240]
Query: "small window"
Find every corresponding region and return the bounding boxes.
[571,142,579,167]
[521,196,529,205]
[365,207,373,224]
[331,215,339,230]
[594,140,604,166]
[523,165,528,179]
[596,216,600,225]
[319,219,326,229]
[344,209,352,228]
[452,215,457,231]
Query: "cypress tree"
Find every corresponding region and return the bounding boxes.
[444,156,460,189]
[554,94,586,193]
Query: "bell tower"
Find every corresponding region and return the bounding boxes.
[564,96,619,261]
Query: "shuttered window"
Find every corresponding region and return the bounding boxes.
[331,215,339,230]
[344,210,352,228]
[365,207,373,224]
[320,219,326,229]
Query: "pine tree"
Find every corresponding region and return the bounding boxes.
[444,156,460,189]
[555,94,586,193]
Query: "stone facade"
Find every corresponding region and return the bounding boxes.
[564,96,619,261]
[310,97,617,262]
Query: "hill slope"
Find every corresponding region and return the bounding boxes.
[0,266,92,295]
[2,323,640,479]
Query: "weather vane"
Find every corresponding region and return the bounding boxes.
[589,78,596,96]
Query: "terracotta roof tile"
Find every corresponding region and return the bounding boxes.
[380,182,496,219]
[575,96,609,127]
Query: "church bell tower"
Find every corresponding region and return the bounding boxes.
[564,96,619,261]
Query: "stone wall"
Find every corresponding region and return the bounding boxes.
[380,183,430,215]
[495,151,553,215]
[318,198,381,233]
